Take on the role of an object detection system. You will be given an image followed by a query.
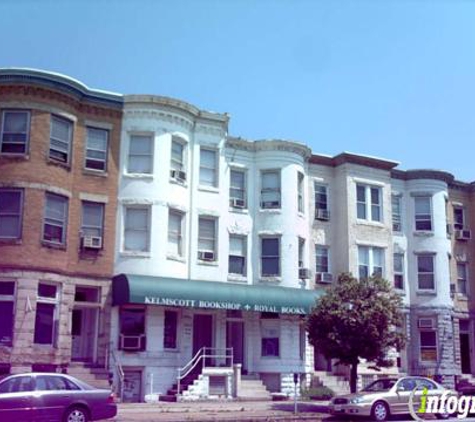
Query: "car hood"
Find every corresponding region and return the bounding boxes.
[333,392,389,402]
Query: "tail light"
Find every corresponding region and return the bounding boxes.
[107,392,117,403]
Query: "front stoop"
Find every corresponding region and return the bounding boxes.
[312,371,350,395]
[67,362,111,389]
[238,375,272,401]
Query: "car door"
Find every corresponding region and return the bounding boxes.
[0,375,35,421]
[394,378,418,414]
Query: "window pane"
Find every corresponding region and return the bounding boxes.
[0,190,22,214]
[38,284,57,298]
[130,135,152,154]
[229,256,245,274]
[87,128,107,151]
[262,172,279,189]
[262,238,279,255]
[0,302,13,345]
[200,149,217,186]
[315,184,328,210]
[164,311,178,349]
[128,135,152,173]
[418,256,434,272]
[394,254,403,273]
[316,246,328,273]
[120,308,145,335]
[415,197,431,214]
[4,111,28,133]
[0,281,14,295]
[124,208,149,252]
[34,303,55,344]
[82,202,104,236]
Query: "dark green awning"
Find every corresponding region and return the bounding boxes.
[112,274,323,315]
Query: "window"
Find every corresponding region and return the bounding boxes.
[261,237,280,277]
[314,183,329,220]
[119,307,146,351]
[230,169,246,208]
[417,254,435,290]
[261,313,280,357]
[198,216,217,260]
[85,127,108,171]
[298,237,305,268]
[170,137,185,172]
[297,172,304,213]
[128,135,153,174]
[299,323,306,360]
[163,310,178,349]
[420,329,437,362]
[415,197,432,231]
[34,283,59,345]
[1,110,30,154]
[0,376,33,393]
[356,184,382,222]
[35,375,80,391]
[49,116,72,164]
[394,253,404,290]
[316,245,329,273]
[229,235,246,276]
[81,202,104,238]
[0,281,15,346]
[168,209,184,257]
[457,262,468,295]
[392,195,402,232]
[453,207,465,230]
[358,246,384,279]
[0,189,23,239]
[261,170,281,208]
[124,206,150,252]
[199,148,218,187]
[43,193,68,245]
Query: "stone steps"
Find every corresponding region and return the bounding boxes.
[238,378,272,400]
[312,371,350,395]
[67,362,111,390]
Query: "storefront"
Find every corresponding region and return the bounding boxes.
[110,274,322,401]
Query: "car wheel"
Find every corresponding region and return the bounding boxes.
[63,406,89,422]
[435,412,450,420]
[371,401,389,421]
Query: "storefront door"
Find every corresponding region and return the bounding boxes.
[193,314,213,362]
[226,321,245,371]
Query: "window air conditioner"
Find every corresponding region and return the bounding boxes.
[316,272,333,283]
[198,250,215,261]
[120,335,142,351]
[455,229,471,241]
[418,318,434,329]
[82,235,102,249]
[230,198,246,208]
[170,169,187,182]
[315,209,330,221]
[298,268,310,279]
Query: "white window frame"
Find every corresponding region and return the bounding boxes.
[457,262,468,296]
[393,253,404,290]
[260,314,280,358]
[392,195,402,232]
[123,206,151,252]
[199,147,218,188]
[0,281,15,346]
[260,170,281,209]
[417,253,435,291]
[198,216,218,260]
[127,134,154,174]
[1,109,30,155]
[414,196,433,232]
[167,209,184,258]
[34,282,60,346]
[0,188,24,239]
[358,246,384,279]
[298,237,305,268]
[314,183,329,212]
[49,115,73,164]
[229,168,247,208]
[356,184,382,222]
[228,235,247,276]
[419,323,437,362]
[85,127,108,172]
[170,136,186,172]
[297,172,304,213]
[81,201,104,239]
[260,236,281,277]
[453,207,465,230]
[315,245,329,273]
[42,193,68,245]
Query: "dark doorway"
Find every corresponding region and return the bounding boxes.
[227,321,245,371]
[460,333,471,374]
[193,314,213,363]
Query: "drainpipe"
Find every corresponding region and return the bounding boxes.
[187,123,196,279]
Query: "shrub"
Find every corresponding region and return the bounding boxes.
[301,385,335,400]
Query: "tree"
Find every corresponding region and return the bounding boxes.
[306,273,406,393]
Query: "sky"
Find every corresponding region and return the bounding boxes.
[1,0,475,181]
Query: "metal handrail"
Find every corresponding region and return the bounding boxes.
[177,347,234,398]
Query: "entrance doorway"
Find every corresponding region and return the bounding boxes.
[226,321,245,371]
[314,347,331,371]
[460,333,471,374]
[122,370,142,403]
[193,314,213,359]
[71,308,98,362]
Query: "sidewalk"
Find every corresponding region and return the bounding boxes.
[116,400,330,421]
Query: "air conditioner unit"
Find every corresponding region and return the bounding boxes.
[450,284,456,294]
[315,209,330,221]
[316,272,333,283]
[170,169,187,182]
[261,201,280,209]
[455,229,471,241]
[230,198,246,208]
[198,250,215,261]
[299,268,310,279]
[446,223,453,236]
[120,335,142,351]
[418,318,435,329]
[82,235,102,249]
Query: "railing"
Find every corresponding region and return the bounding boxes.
[109,344,125,401]
[177,347,233,398]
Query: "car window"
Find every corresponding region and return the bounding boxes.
[363,379,396,392]
[0,376,33,393]
[398,378,417,391]
[417,378,437,390]
[36,375,80,391]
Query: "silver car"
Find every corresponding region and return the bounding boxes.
[0,372,117,422]
[328,376,457,421]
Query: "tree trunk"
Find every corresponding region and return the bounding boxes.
[350,361,358,393]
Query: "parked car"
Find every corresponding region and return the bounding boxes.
[0,372,117,422]
[328,376,457,421]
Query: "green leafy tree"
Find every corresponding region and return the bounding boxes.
[306,273,406,393]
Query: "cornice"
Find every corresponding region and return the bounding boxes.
[226,137,311,159]
[392,169,454,184]
[310,152,398,171]
[124,109,194,130]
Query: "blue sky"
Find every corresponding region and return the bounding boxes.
[1,0,475,181]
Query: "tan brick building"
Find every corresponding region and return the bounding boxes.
[0,69,122,376]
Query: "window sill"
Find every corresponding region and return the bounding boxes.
[259,208,282,214]
[227,274,247,283]
[394,288,406,295]
[229,207,249,214]
[120,251,151,258]
[167,254,186,263]
[197,259,218,266]
[83,168,108,178]
[46,157,71,171]
[123,173,154,180]
[198,185,219,193]
[0,153,29,161]
[413,231,434,237]
[0,238,22,245]
[169,178,188,188]
[260,355,281,359]
[41,240,67,250]
[259,277,282,284]
[297,211,305,218]
[356,219,385,228]
[416,290,437,296]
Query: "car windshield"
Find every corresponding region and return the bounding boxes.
[363,379,396,392]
